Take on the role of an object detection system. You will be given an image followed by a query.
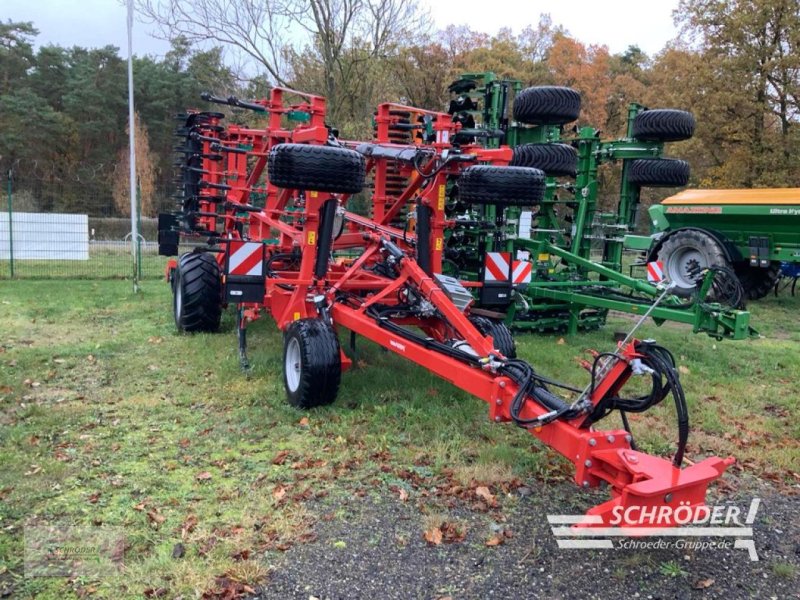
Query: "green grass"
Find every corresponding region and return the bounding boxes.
[0,280,798,597]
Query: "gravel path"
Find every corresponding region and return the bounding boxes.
[257,483,799,600]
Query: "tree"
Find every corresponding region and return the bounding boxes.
[139,0,426,125]
[0,20,37,94]
[113,112,158,217]
[546,34,612,128]
[677,0,800,186]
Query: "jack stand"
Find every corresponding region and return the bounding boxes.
[238,308,251,373]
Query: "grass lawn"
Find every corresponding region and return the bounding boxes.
[0,279,798,598]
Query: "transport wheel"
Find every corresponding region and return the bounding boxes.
[735,262,782,300]
[631,109,695,142]
[268,143,366,194]
[458,165,546,207]
[627,159,690,187]
[657,230,728,297]
[283,319,342,409]
[174,252,222,333]
[512,86,581,125]
[469,316,517,359]
[510,143,578,177]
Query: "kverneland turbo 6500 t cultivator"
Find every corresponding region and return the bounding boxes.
[159,87,733,526]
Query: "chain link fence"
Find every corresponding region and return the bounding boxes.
[0,160,178,280]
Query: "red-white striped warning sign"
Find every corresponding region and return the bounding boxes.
[646,260,665,283]
[484,252,512,282]
[227,241,264,276]
[512,260,532,284]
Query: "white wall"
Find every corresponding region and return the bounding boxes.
[0,213,89,260]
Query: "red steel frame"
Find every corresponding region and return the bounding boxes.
[170,88,734,526]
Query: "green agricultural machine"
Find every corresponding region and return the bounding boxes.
[625,188,800,300]
[443,72,754,340]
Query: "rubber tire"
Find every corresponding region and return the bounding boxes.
[174,252,222,332]
[657,230,728,297]
[632,109,695,142]
[458,165,546,207]
[282,319,342,409]
[735,262,782,300]
[513,86,581,125]
[510,143,578,177]
[627,159,690,187]
[469,316,517,359]
[268,143,366,194]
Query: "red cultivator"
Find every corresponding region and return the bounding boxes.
[160,88,733,526]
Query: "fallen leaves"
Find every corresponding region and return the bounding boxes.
[485,535,504,547]
[423,522,467,545]
[298,417,310,428]
[474,486,497,508]
[196,471,213,482]
[200,574,256,600]
[87,491,101,504]
[147,509,166,528]
[272,485,287,502]
[271,450,290,465]
[180,514,198,540]
[423,526,443,545]
[692,577,715,589]
[485,527,513,546]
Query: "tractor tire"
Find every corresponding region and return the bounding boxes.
[268,143,366,194]
[458,165,546,207]
[657,230,728,297]
[627,159,690,187]
[283,318,342,409]
[513,86,581,126]
[631,109,695,142]
[510,143,578,177]
[469,316,517,359]
[174,252,222,332]
[734,262,782,300]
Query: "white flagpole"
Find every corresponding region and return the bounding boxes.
[127,0,140,292]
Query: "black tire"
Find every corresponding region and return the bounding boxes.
[632,109,695,142]
[458,165,546,207]
[513,86,581,125]
[510,143,578,177]
[283,319,342,409]
[735,262,782,300]
[627,159,690,187]
[657,230,728,297]
[174,252,222,332]
[268,143,366,194]
[469,316,517,359]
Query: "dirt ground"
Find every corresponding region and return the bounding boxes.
[257,484,799,600]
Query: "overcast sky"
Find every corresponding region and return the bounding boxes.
[5,0,681,58]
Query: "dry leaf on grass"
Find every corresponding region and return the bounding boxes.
[196,471,213,482]
[272,485,287,502]
[271,450,290,465]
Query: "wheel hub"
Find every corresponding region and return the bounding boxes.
[285,338,302,393]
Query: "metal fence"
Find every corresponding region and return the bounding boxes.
[1,161,174,279]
